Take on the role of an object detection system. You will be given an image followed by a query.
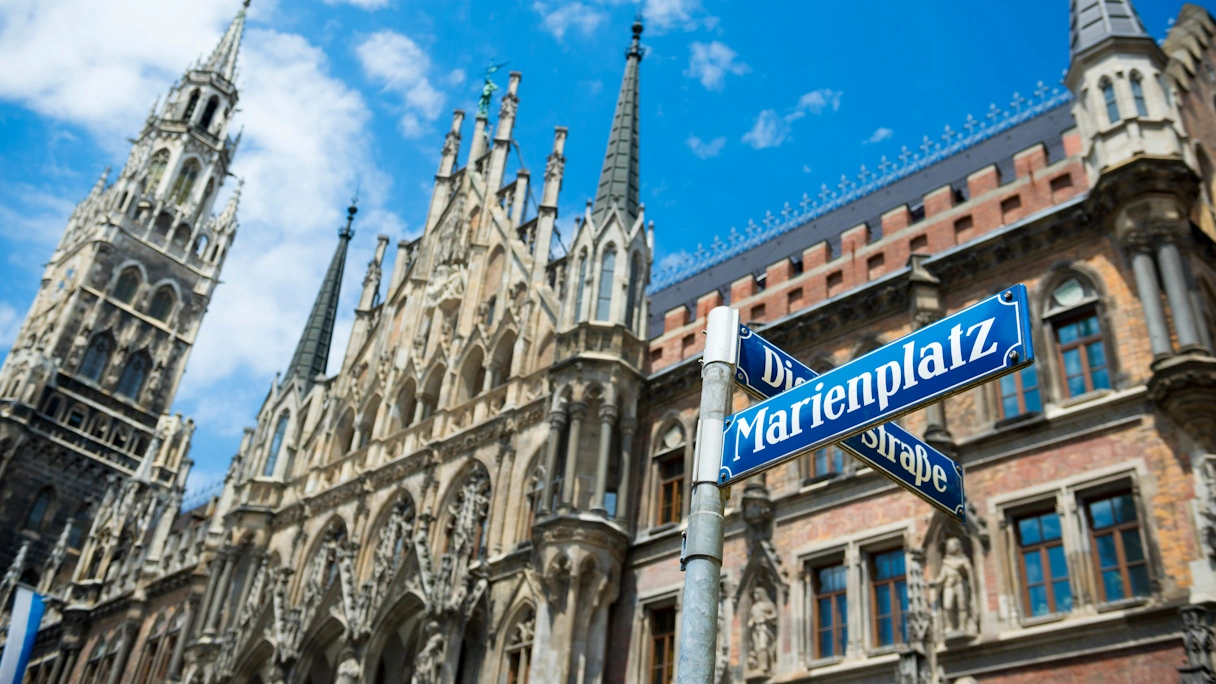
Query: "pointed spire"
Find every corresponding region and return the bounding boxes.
[285,200,357,390]
[203,0,250,82]
[218,178,243,230]
[591,18,644,228]
[1069,0,1150,60]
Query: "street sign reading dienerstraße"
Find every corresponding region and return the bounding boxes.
[720,286,1035,503]
[734,324,966,521]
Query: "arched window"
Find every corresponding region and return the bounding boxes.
[182,89,200,121]
[113,267,141,304]
[44,395,61,419]
[1130,73,1148,117]
[595,247,616,321]
[265,413,289,477]
[25,488,52,530]
[395,379,417,430]
[1101,79,1120,124]
[485,296,497,326]
[170,225,191,253]
[625,253,641,332]
[192,234,209,259]
[491,331,516,388]
[68,507,90,549]
[148,286,175,321]
[202,178,215,203]
[1044,276,1111,399]
[146,149,170,194]
[504,607,535,684]
[574,252,588,322]
[653,422,686,526]
[199,96,220,131]
[170,160,200,205]
[460,346,486,402]
[116,354,150,399]
[80,336,111,382]
[332,409,356,461]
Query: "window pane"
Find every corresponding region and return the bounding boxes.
[1095,533,1119,568]
[1090,499,1114,529]
[1019,517,1042,545]
[897,581,908,613]
[1000,374,1017,397]
[1058,322,1079,344]
[1023,550,1044,584]
[1114,494,1137,524]
[831,447,844,473]
[1003,395,1021,418]
[1028,584,1049,617]
[1086,341,1106,369]
[1047,544,1068,579]
[1067,375,1087,397]
[836,595,848,634]
[1091,369,1111,390]
[1041,513,1061,541]
[1022,366,1039,390]
[819,632,833,658]
[1062,348,1083,377]
[1129,565,1151,597]
[1024,389,1042,413]
[1121,529,1145,563]
[1103,569,1126,601]
[875,584,891,614]
[815,450,827,476]
[878,617,893,646]
[1053,579,1073,612]
[818,598,832,627]
[1079,315,1100,337]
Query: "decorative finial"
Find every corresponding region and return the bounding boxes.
[341,187,359,238]
[629,15,644,57]
[244,0,252,8]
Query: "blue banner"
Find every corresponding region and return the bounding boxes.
[0,586,45,684]
[721,285,1035,518]
[734,324,967,520]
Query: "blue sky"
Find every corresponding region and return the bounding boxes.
[0,0,1192,495]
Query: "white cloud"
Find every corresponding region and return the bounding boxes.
[865,126,894,144]
[356,30,446,139]
[447,68,467,86]
[532,2,607,40]
[685,135,726,159]
[684,41,749,92]
[742,110,791,150]
[643,0,708,33]
[0,302,20,351]
[797,89,842,115]
[743,88,843,150]
[658,250,690,271]
[802,165,812,173]
[0,0,242,144]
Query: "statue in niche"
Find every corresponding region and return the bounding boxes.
[413,623,445,684]
[932,537,975,635]
[746,585,778,675]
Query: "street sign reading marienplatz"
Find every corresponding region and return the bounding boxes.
[734,324,967,520]
[720,285,1035,519]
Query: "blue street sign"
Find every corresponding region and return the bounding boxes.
[721,285,1035,519]
[734,324,967,521]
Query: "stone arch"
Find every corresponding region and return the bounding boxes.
[392,377,418,432]
[497,600,536,684]
[1035,264,1116,404]
[330,407,356,462]
[921,508,987,638]
[359,392,383,447]
[488,328,516,387]
[359,491,417,585]
[170,223,191,254]
[110,262,146,304]
[434,460,493,563]
[199,95,221,131]
[420,363,446,419]
[457,345,486,404]
[298,615,345,684]
[152,211,174,238]
[363,590,427,684]
[295,516,349,603]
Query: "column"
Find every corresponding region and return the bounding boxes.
[560,402,586,511]
[1130,239,1173,358]
[1157,237,1204,351]
[204,549,235,635]
[413,397,427,424]
[165,598,194,681]
[45,646,68,684]
[540,408,567,515]
[615,417,637,526]
[104,622,136,684]
[483,361,500,393]
[52,647,78,684]
[591,404,619,515]
[194,553,222,638]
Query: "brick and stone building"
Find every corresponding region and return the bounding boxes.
[8,1,1216,682]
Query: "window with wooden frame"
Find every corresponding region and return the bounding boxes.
[1085,491,1150,602]
[998,365,1042,420]
[649,606,677,684]
[1044,277,1111,399]
[151,612,183,683]
[656,453,684,526]
[1015,510,1072,618]
[804,444,845,482]
[812,563,848,659]
[870,549,907,648]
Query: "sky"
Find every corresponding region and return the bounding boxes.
[0,0,1195,496]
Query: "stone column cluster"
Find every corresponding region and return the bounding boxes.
[1125,226,1208,359]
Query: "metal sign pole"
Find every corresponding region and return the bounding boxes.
[677,306,739,684]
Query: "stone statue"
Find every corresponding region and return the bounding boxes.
[932,537,974,634]
[413,623,446,684]
[477,62,506,117]
[747,585,778,674]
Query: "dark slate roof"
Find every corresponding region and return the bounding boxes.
[1070,0,1150,59]
[286,205,356,390]
[592,20,644,229]
[646,97,1078,338]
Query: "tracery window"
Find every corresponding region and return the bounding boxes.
[596,246,616,321]
[80,336,112,382]
[25,488,53,531]
[170,160,200,205]
[504,607,535,684]
[182,89,200,121]
[146,149,170,192]
[625,253,641,332]
[574,252,588,322]
[116,353,150,399]
[265,412,289,477]
[148,286,176,322]
[1101,78,1120,124]
[1130,73,1148,117]
[113,267,141,304]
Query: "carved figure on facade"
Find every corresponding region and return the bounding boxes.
[931,537,975,635]
[1180,605,1216,683]
[746,585,778,676]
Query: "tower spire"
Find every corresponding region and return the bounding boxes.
[591,18,644,228]
[1069,0,1150,61]
[284,200,357,390]
[203,0,250,82]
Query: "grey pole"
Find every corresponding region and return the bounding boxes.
[677,306,739,684]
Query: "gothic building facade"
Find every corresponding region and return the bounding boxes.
[8,1,1216,683]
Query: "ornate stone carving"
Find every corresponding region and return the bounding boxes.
[931,537,975,635]
[746,585,778,676]
[1180,605,1216,684]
